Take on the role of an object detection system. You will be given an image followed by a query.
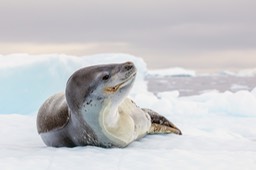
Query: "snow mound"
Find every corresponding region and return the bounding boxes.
[0,54,147,114]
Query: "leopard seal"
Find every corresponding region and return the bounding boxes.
[36,61,182,148]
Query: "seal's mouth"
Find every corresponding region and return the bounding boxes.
[105,72,136,93]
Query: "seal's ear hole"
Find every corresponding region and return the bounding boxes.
[102,74,110,81]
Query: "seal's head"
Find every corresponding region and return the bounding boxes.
[65,61,136,113]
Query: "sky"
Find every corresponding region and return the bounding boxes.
[0,0,256,70]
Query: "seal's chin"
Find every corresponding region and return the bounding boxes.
[105,72,136,93]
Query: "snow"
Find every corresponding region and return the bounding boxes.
[148,67,196,77]
[230,84,249,91]
[237,68,256,77]
[220,68,256,77]
[0,54,256,170]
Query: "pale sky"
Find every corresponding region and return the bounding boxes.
[1,0,256,70]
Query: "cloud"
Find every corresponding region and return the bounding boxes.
[0,42,131,55]
[0,0,256,69]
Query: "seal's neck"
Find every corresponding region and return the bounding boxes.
[77,96,118,147]
[78,96,134,147]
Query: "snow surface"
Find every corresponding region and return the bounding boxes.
[0,54,256,170]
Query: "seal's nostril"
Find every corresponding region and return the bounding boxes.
[125,65,133,70]
[123,61,134,71]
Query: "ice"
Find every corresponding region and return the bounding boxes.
[0,54,256,170]
[230,84,249,91]
[148,67,196,77]
[0,54,147,114]
[237,68,256,77]
[221,68,256,77]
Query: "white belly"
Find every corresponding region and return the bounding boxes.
[99,98,152,147]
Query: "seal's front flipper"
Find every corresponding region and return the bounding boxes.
[142,108,182,135]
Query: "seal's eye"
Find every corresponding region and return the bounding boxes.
[102,74,110,81]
